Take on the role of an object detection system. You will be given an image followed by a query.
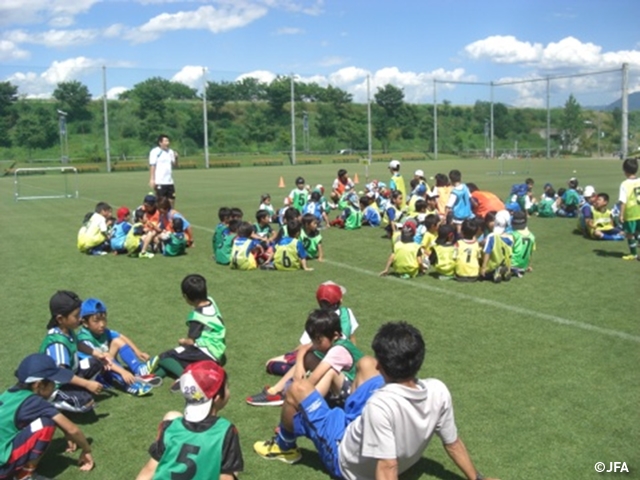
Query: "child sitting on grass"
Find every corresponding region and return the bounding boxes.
[360,195,381,226]
[137,361,243,480]
[110,206,132,254]
[429,224,456,280]
[77,201,112,255]
[247,282,359,406]
[510,211,536,277]
[272,219,313,271]
[77,298,161,396]
[215,220,240,266]
[480,210,513,283]
[300,214,324,262]
[152,275,226,387]
[380,221,425,278]
[39,291,108,413]
[231,222,270,270]
[212,207,231,258]
[454,218,481,282]
[259,193,276,222]
[161,217,188,257]
[0,354,95,479]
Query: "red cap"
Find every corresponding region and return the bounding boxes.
[116,206,130,221]
[316,281,346,306]
[180,360,226,422]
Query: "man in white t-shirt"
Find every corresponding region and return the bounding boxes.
[254,321,498,480]
[149,134,177,207]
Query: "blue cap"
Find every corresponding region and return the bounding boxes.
[415,183,427,195]
[80,298,107,318]
[16,353,74,384]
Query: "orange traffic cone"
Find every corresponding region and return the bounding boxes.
[278,176,285,188]
[354,173,359,184]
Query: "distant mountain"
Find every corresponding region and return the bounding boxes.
[594,91,640,111]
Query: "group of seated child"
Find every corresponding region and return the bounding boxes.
[77,194,193,258]
[1,273,238,479]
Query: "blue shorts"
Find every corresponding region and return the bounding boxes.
[293,390,346,479]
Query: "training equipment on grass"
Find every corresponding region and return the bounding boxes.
[14,166,79,201]
[278,176,285,188]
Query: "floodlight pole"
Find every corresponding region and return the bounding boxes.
[489,81,494,159]
[57,110,68,164]
[202,67,210,169]
[433,79,438,161]
[546,76,551,159]
[102,66,111,172]
[367,74,372,182]
[621,63,629,158]
[290,73,296,165]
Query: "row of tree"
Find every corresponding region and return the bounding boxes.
[0,77,632,160]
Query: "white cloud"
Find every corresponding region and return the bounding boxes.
[106,86,128,100]
[0,40,29,61]
[7,56,102,98]
[465,35,543,64]
[126,4,269,43]
[4,29,98,48]
[172,65,206,88]
[262,0,324,16]
[0,0,99,27]
[274,27,304,35]
[236,70,277,84]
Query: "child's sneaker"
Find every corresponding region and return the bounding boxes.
[135,374,163,387]
[142,355,160,375]
[253,438,302,464]
[500,266,511,282]
[139,251,154,259]
[126,381,153,397]
[170,379,182,393]
[622,254,638,260]
[246,387,284,406]
[492,269,502,284]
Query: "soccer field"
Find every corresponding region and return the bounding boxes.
[0,157,638,480]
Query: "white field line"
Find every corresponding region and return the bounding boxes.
[192,223,640,344]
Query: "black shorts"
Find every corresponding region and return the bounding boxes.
[160,345,222,367]
[155,184,176,200]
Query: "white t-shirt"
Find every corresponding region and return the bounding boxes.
[149,146,175,185]
[87,212,108,235]
[338,378,458,480]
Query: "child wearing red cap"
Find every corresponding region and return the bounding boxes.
[137,360,243,480]
[0,354,95,479]
[110,206,132,254]
[246,282,359,407]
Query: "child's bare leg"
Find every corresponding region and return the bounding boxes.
[280,379,316,433]
[352,355,378,391]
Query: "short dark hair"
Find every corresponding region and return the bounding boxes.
[228,219,241,233]
[302,213,317,226]
[372,322,425,382]
[597,192,610,203]
[525,178,535,185]
[467,182,478,193]
[557,187,566,197]
[237,221,254,238]
[338,169,347,177]
[545,188,555,198]
[436,224,455,244]
[218,207,231,222]
[391,190,403,202]
[157,197,172,211]
[568,179,578,189]
[461,218,476,240]
[157,134,169,145]
[305,308,341,341]
[134,209,145,222]
[95,202,111,213]
[484,211,497,225]
[423,214,439,230]
[623,158,638,175]
[181,274,208,302]
[435,173,449,187]
[409,178,419,190]
[287,219,302,238]
[449,169,462,183]
[310,191,321,202]
[414,199,427,212]
[359,195,371,207]
[256,209,270,222]
[172,217,184,233]
[283,207,299,222]
[230,207,243,220]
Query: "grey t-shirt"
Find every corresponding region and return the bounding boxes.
[338,378,458,480]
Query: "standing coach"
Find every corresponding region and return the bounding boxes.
[149,134,178,207]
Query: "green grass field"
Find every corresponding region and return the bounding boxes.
[0,157,638,480]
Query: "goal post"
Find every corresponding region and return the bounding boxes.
[14,166,79,201]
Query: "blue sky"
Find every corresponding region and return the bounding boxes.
[1,0,639,107]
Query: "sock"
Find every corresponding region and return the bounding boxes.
[119,344,143,374]
[15,465,36,480]
[275,423,296,450]
[265,361,293,376]
[628,239,637,256]
[154,366,168,378]
[158,357,184,377]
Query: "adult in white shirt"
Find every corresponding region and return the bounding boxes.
[149,134,177,207]
[254,321,498,480]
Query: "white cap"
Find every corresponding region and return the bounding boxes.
[494,210,511,234]
[388,160,400,169]
[583,185,596,197]
[414,169,424,177]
